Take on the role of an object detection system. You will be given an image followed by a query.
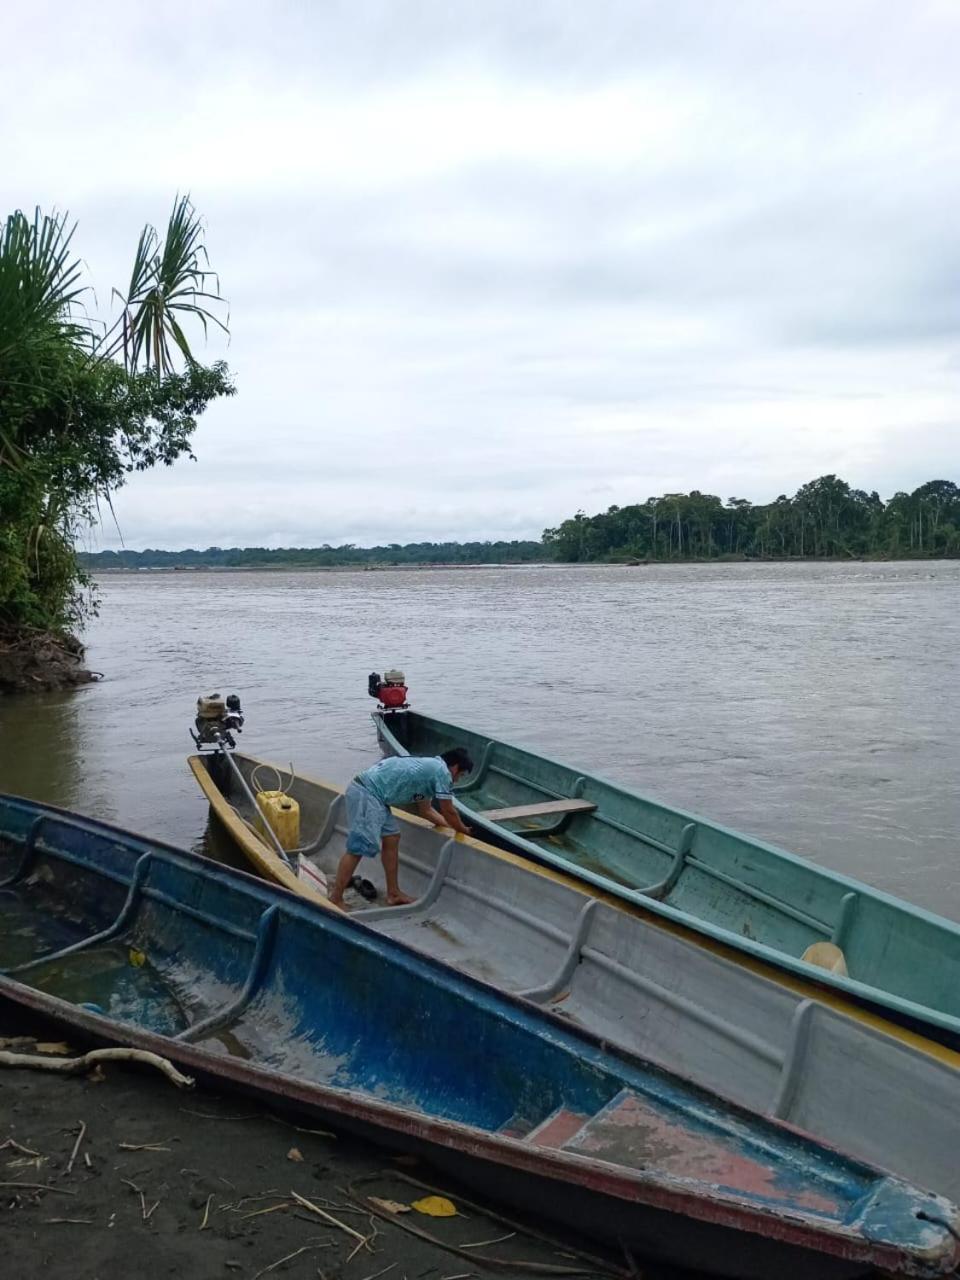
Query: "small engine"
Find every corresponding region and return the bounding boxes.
[367,669,409,711]
[192,692,244,748]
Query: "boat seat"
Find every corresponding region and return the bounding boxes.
[558,1088,788,1194]
[522,1107,591,1148]
[477,798,597,822]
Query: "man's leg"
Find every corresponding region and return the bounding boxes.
[329,852,362,907]
[381,833,414,906]
[333,781,378,907]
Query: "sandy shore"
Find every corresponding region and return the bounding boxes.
[1,1011,679,1280]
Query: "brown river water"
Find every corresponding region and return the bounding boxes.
[1,559,958,916]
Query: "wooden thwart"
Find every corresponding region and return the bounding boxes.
[478,799,596,823]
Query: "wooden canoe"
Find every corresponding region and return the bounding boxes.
[2,791,959,1280]
[374,709,960,1047]
[189,749,960,1203]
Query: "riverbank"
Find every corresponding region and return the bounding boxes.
[0,625,97,695]
[0,1014,646,1280]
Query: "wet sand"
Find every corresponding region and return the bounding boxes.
[1,1011,675,1280]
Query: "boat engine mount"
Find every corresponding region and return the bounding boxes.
[368,669,409,711]
[191,692,244,749]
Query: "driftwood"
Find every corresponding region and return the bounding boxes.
[0,1046,194,1088]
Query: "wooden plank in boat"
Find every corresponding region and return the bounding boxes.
[478,798,597,822]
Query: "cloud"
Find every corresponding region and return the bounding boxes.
[4,1,959,550]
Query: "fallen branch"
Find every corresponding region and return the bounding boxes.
[0,1138,42,1158]
[346,1221,380,1265]
[461,1233,516,1250]
[0,1181,77,1195]
[290,1190,372,1250]
[229,1190,284,1209]
[0,1047,194,1089]
[358,1264,397,1280]
[349,1173,626,1278]
[239,1201,290,1220]
[65,1121,86,1176]
[253,1246,316,1279]
[120,1176,150,1222]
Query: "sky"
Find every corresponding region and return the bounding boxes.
[3,0,960,549]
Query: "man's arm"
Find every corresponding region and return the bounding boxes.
[415,797,471,835]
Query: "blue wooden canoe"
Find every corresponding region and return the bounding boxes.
[375,709,960,1045]
[2,794,958,1279]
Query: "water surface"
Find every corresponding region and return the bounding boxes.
[1,560,957,916]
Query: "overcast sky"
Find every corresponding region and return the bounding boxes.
[4,1,959,549]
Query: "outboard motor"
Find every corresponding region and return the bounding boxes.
[191,692,244,749]
[367,669,409,711]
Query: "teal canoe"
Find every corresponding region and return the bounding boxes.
[374,709,960,1046]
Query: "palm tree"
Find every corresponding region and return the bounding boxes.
[104,194,229,376]
[0,208,87,471]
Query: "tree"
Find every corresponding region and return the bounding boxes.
[0,200,233,676]
[543,476,959,563]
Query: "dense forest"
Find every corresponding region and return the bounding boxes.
[79,475,959,571]
[543,476,960,561]
[78,540,544,570]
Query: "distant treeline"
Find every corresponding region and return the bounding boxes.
[543,476,960,562]
[77,539,545,570]
[77,475,960,571]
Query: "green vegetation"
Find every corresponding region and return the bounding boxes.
[79,540,544,570]
[78,475,959,574]
[543,476,960,562]
[0,198,233,690]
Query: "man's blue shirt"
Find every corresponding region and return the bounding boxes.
[357,755,453,807]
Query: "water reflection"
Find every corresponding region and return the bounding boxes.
[0,689,99,814]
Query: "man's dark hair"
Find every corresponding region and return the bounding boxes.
[441,747,474,774]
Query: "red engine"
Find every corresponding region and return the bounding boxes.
[368,669,409,710]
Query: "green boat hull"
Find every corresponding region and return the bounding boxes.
[374,709,960,1046]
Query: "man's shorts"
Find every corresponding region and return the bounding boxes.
[345,780,400,857]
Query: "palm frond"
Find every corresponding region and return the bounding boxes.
[117,194,229,376]
[0,208,87,359]
[0,208,90,470]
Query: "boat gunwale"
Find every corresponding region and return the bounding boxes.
[374,710,960,1038]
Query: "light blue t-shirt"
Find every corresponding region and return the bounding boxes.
[358,756,453,807]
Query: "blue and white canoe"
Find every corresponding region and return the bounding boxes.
[1,794,959,1280]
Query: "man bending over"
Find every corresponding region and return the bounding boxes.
[329,747,474,908]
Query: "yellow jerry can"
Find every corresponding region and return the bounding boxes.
[254,790,300,852]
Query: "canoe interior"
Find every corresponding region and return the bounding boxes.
[377,710,960,1037]
[191,752,960,1204]
[1,794,958,1280]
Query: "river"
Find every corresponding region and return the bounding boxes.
[1,559,958,917]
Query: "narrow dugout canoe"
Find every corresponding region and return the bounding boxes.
[374,709,960,1046]
[189,749,960,1203]
[1,792,959,1280]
